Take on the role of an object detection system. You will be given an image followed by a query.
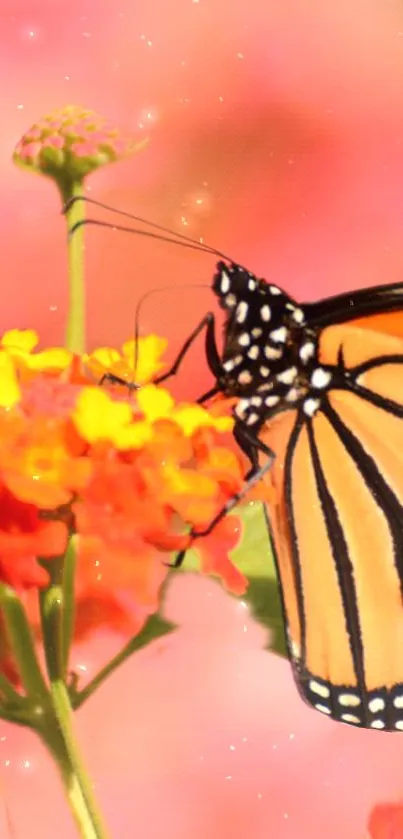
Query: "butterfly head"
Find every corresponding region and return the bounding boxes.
[212,261,320,425]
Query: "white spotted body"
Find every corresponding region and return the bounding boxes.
[213,261,332,428]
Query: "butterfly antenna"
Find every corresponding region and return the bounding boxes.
[64,195,232,261]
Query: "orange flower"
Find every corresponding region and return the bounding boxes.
[0,329,247,635]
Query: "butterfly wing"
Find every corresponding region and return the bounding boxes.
[261,312,403,730]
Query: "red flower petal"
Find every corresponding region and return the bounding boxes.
[368,803,403,839]
[195,515,247,595]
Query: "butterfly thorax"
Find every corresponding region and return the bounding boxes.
[212,262,329,427]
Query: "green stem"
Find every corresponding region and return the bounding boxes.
[63,180,86,354]
[38,557,65,682]
[48,679,111,839]
[72,613,176,709]
[0,584,48,703]
[61,536,77,676]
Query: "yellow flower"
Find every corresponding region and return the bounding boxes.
[1,329,72,373]
[137,383,234,436]
[85,335,167,386]
[72,387,153,450]
[0,353,21,408]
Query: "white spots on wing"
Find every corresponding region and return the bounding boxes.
[276,366,297,385]
[236,301,248,323]
[238,332,251,347]
[368,697,385,714]
[370,719,385,729]
[338,694,361,707]
[311,368,332,389]
[248,279,257,291]
[395,720,403,730]
[246,412,259,425]
[340,714,361,725]
[250,396,262,407]
[299,341,315,363]
[247,345,259,360]
[264,346,282,360]
[260,304,271,322]
[223,358,235,372]
[315,704,331,715]
[225,293,237,308]
[270,326,287,343]
[220,271,231,294]
[303,397,321,417]
[238,370,252,385]
[269,285,281,296]
[393,695,403,709]
[259,366,270,377]
[309,680,330,699]
[252,327,263,338]
[264,395,280,408]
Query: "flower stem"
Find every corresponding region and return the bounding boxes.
[71,612,176,709]
[48,679,111,839]
[63,180,86,354]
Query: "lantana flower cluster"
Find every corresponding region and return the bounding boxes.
[0,328,247,670]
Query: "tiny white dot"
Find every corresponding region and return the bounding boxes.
[370,719,385,729]
[300,342,315,363]
[259,382,274,392]
[368,698,385,714]
[270,327,287,343]
[264,345,282,360]
[252,327,263,338]
[286,387,300,402]
[311,368,332,389]
[225,293,237,308]
[393,695,403,709]
[220,272,231,294]
[246,412,259,425]
[233,355,243,366]
[238,332,250,347]
[235,399,250,417]
[238,370,252,385]
[248,279,257,291]
[303,397,321,417]
[250,396,262,407]
[395,720,403,730]
[223,359,235,372]
[247,345,259,360]
[315,704,331,715]
[309,680,330,699]
[236,301,248,323]
[260,305,271,322]
[259,366,270,377]
[292,308,305,324]
[265,395,280,407]
[338,694,361,707]
[340,714,361,724]
[269,285,281,296]
[276,366,297,385]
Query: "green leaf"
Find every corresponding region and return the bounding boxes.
[232,502,287,656]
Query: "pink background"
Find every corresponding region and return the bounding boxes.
[2,0,403,836]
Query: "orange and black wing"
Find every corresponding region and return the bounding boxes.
[262,312,403,731]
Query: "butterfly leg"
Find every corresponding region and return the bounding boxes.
[170,421,275,568]
[153,311,222,385]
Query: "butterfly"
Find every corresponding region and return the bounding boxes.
[67,196,403,731]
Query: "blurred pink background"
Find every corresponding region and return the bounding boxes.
[2,0,403,837]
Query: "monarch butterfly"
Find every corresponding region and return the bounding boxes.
[69,197,403,732]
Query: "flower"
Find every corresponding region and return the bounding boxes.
[13,105,147,186]
[0,330,246,641]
